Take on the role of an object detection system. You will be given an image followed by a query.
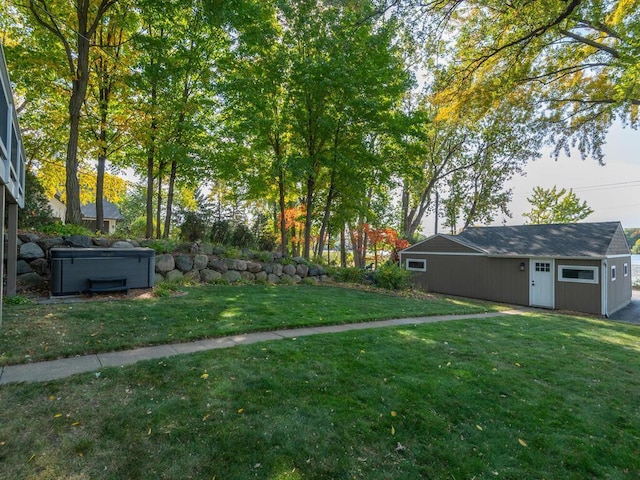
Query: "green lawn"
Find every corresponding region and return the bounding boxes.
[1,309,639,479]
[0,284,499,365]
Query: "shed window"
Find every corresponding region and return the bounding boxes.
[624,263,629,277]
[611,265,616,281]
[405,259,426,272]
[558,265,599,285]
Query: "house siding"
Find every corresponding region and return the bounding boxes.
[554,259,602,315]
[403,236,480,254]
[404,254,528,305]
[607,256,632,316]
[606,225,632,256]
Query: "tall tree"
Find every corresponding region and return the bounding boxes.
[27,0,118,224]
[523,186,594,224]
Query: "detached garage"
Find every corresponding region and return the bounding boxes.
[400,222,632,317]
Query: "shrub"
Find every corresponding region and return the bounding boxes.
[143,239,178,254]
[209,220,232,245]
[4,295,33,306]
[20,170,55,230]
[230,223,255,249]
[372,263,410,290]
[330,267,367,284]
[179,212,207,242]
[40,221,92,236]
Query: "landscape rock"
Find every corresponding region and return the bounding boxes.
[92,237,112,247]
[247,261,262,273]
[233,259,248,271]
[165,269,184,282]
[240,271,255,281]
[19,242,45,260]
[201,269,222,283]
[192,254,209,271]
[37,236,65,251]
[65,235,93,248]
[18,272,45,287]
[293,256,306,264]
[267,273,280,284]
[296,264,309,277]
[154,273,164,284]
[255,271,267,282]
[212,245,226,255]
[17,260,33,275]
[199,243,214,255]
[111,240,135,248]
[271,263,283,276]
[283,264,296,276]
[209,259,228,273]
[184,269,201,282]
[18,233,39,243]
[223,270,241,283]
[155,253,175,273]
[174,254,194,272]
[29,258,50,276]
[293,275,302,284]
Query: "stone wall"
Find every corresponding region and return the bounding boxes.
[14,233,330,290]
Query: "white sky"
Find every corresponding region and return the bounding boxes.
[422,123,640,235]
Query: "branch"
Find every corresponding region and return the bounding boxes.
[28,0,75,75]
[558,29,620,58]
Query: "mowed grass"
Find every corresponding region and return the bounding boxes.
[0,284,498,365]
[1,311,640,479]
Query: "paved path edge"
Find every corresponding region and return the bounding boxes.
[0,310,523,385]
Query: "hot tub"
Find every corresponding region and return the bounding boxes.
[50,247,156,296]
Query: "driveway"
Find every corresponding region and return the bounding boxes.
[609,289,640,323]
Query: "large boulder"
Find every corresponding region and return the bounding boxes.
[174,254,194,272]
[184,269,201,282]
[18,233,39,243]
[165,269,184,282]
[155,253,175,273]
[18,272,45,287]
[30,258,50,276]
[92,237,112,247]
[37,236,65,251]
[65,235,93,248]
[111,240,135,248]
[193,254,209,271]
[240,271,255,281]
[201,269,222,283]
[283,264,296,276]
[223,270,242,283]
[271,263,283,276]
[255,271,268,282]
[19,242,45,260]
[17,260,33,275]
[208,259,228,273]
[296,264,309,277]
[246,261,262,273]
[267,273,280,284]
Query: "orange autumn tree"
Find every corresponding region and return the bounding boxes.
[279,205,306,256]
[363,224,409,268]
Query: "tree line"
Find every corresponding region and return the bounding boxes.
[3,0,638,261]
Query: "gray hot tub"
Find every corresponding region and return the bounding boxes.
[50,247,156,296]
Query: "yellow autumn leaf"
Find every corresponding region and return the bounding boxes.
[49,395,56,401]
[518,438,528,447]
[237,408,244,414]
[515,362,521,367]
[476,425,483,431]
[71,422,80,426]
[391,411,397,417]
[391,425,395,435]
[54,413,63,418]
[200,372,209,380]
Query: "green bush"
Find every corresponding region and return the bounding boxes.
[372,263,410,290]
[209,220,233,245]
[179,212,207,242]
[329,267,367,284]
[40,221,92,236]
[143,239,178,254]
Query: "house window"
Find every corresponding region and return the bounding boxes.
[558,265,599,285]
[405,258,426,272]
[535,262,551,272]
[611,265,617,281]
[624,263,629,277]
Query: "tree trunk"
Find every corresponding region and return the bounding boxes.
[340,225,346,268]
[156,161,164,239]
[302,173,315,260]
[146,84,157,239]
[163,160,178,238]
[278,167,287,256]
[316,168,336,258]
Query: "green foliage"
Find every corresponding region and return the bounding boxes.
[624,228,640,252]
[179,212,207,242]
[3,296,33,306]
[523,186,593,224]
[39,221,92,236]
[209,220,233,245]
[372,262,410,290]
[143,239,179,254]
[329,267,368,284]
[230,223,255,249]
[19,169,55,230]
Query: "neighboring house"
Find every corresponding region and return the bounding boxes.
[81,200,124,234]
[400,222,632,317]
[48,193,66,222]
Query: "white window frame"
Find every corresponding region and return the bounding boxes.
[611,265,617,281]
[558,265,599,285]
[624,263,629,277]
[405,258,427,272]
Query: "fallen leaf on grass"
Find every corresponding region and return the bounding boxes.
[237,408,244,414]
[518,438,528,447]
[476,425,483,431]
[391,411,397,417]
[200,372,209,380]
[391,425,395,435]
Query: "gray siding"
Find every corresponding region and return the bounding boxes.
[403,236,480,254]
[555,259,602,315]
[606,225,632,256]
[607,256,632,315]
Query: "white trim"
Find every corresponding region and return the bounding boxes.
[601,259,608,317]
[557,265,599,285]
[605,254,632,259]
[405,258,427,272]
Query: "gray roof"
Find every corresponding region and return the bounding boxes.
[81,200,124,220]
[441,222,629,258]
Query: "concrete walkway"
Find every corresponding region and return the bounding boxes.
[0,310,523,385]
